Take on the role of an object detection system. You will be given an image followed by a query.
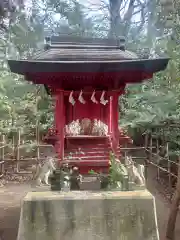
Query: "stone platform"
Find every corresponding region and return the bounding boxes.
[17,190,159,240]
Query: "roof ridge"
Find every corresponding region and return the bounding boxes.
[45,35,126,51]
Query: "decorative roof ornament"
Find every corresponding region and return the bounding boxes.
[69,91,75,105]
[91,90,98,104]
[78,90,86,104]
[100,91,108,105]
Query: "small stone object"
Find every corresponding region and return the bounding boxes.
[50,169,62,191]
[80,118,92,135]
[61,163,70,174]
[61,163,71,179]
[121,175,129,191]
[100,175,110,189]
[61,163,71,191]
[62,175,70,191]
[70,167,82,190]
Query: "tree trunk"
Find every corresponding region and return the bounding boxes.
[108,0,123,38]
[165,157,180,240]
[108,0,139,38]
[146,0,157,49]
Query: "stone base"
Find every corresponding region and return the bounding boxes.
[80,176,101,190]
[17,190,159,240]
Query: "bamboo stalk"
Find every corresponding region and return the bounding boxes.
[150,132,153,162]
[166,142,172,193]
[120,146,156,150]
[144,133,149,180]
[1,135,5,175]
[0,144,9,149]
[16,129,21,173]
[36,88,41,164]
[124,142,127,162]
[3,158,38,161]
[121,156,147,159]
[157,138,160,181]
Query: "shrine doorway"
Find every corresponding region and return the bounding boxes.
[64,94,109,128]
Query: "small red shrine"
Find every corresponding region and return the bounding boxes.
[8,36,169,174]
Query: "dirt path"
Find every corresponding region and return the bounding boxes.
[0,184,31,240]
[0,168,180,240]
[147,166,180,240]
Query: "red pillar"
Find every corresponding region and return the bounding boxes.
[55,91,65,161]
[109,96,113,134]
[111,92,119,154]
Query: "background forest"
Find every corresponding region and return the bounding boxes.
[0,0,179,154]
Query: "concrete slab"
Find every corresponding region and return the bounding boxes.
[17,190,159,240]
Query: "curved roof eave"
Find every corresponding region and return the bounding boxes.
[8,58,170,75]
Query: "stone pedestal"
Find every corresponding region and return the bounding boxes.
[80,176,101,190]
[17,190,159,240]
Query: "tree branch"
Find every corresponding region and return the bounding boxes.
[123,0,136,36]
[108,0,123,37]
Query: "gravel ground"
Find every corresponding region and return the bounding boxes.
[0,166,180,240]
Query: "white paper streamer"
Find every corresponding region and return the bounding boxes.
[100,91,108,105]
[69,91,75,105]
[78,90,86,104]
[91,90,98,104]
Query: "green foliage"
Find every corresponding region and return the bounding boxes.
[109,152,129,190]
[120,36,180,155]
[88,169,97,175]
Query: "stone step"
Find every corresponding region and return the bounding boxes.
[61,159,109,166]
[64,155,110,160]
[64,137,121,171]
[66,146,110,151]
[65,146,111,151]
[64,147,121,155]
[64,151,121,158]
[66,144,111,149]
[64,150,111,155]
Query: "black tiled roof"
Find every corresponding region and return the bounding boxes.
[7,35,170,79]
[32,49,138,61]
[32,35,137,61]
